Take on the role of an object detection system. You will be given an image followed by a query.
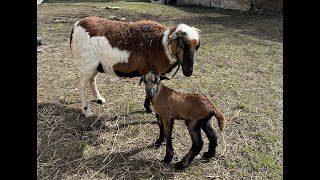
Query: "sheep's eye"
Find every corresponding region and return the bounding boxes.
[178,43,184,49]
[195,44,200,50]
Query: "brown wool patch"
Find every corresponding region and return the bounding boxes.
[78,16,167,51]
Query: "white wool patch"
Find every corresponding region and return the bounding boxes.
[70,23,131,76]
[162,29,178,65]
[174,24,200,41]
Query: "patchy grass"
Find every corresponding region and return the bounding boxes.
[37,2,282,179]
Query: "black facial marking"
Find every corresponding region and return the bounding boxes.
[184,44,190,50]
[84,107,88,110]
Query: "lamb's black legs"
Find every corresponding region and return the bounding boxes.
[163,118,174,163]
[144,96,153,113]
[155,116,218,170]
[155,114,165,147]
[175,121,203,170]
[200,120,218,159]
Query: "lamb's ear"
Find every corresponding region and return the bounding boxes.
[160,75,170,81]
[139,76,144,86]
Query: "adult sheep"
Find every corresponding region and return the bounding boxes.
[70,16,201,117]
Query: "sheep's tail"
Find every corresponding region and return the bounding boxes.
[213,107,226,132]
[70,26,74,48]
[70,20,79,49]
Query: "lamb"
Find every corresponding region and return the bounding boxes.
[139,71,226,170]
[70,16,201,117]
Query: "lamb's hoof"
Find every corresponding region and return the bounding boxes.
[163,155,173,163]
[96,98,106,105]
[202,152,215,160]
[175,162,187,170]
[154,139,164,148]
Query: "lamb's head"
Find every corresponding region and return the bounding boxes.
[139,71,170,100]
[167,24,201,77]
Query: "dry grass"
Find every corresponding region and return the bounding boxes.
[37,2,283,179]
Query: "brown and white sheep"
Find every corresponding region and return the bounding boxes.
[139,71,226,170]
[70,16,201,117]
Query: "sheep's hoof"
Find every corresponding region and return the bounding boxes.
[96,98,106,105]
[82,110,93,118]
[175,162,187,170]
[202,152,215,160]
[163,155,173,163]
[85,113,93,118]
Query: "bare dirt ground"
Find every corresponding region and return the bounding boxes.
[37,2,283,179]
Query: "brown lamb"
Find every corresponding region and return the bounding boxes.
[140,71,226,170]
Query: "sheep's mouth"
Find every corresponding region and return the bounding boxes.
[181,49,194,77]
[182,68,193,77]
[182,64,193,77]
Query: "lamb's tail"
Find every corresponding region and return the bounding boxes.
[213,107,226,132]
[212,107,227,157]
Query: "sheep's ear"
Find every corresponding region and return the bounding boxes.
[192,26,201,34]
[160,75,170,81]
[170,33,178,40]
[139,76,144,86]
[168,33,178,45]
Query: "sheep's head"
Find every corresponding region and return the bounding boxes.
[167,24,201,77]
[139,71,170,100]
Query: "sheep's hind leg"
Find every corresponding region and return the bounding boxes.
[175,121,203,170]
[79,73,94,118]
[89,71,106,105]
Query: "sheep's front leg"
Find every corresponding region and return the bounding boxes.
[163,118,174,163]
[79,73,94,118]
[89,72,106,104]
[144,96,153,113]
[175,121,203,170]
[155,114,165,147]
